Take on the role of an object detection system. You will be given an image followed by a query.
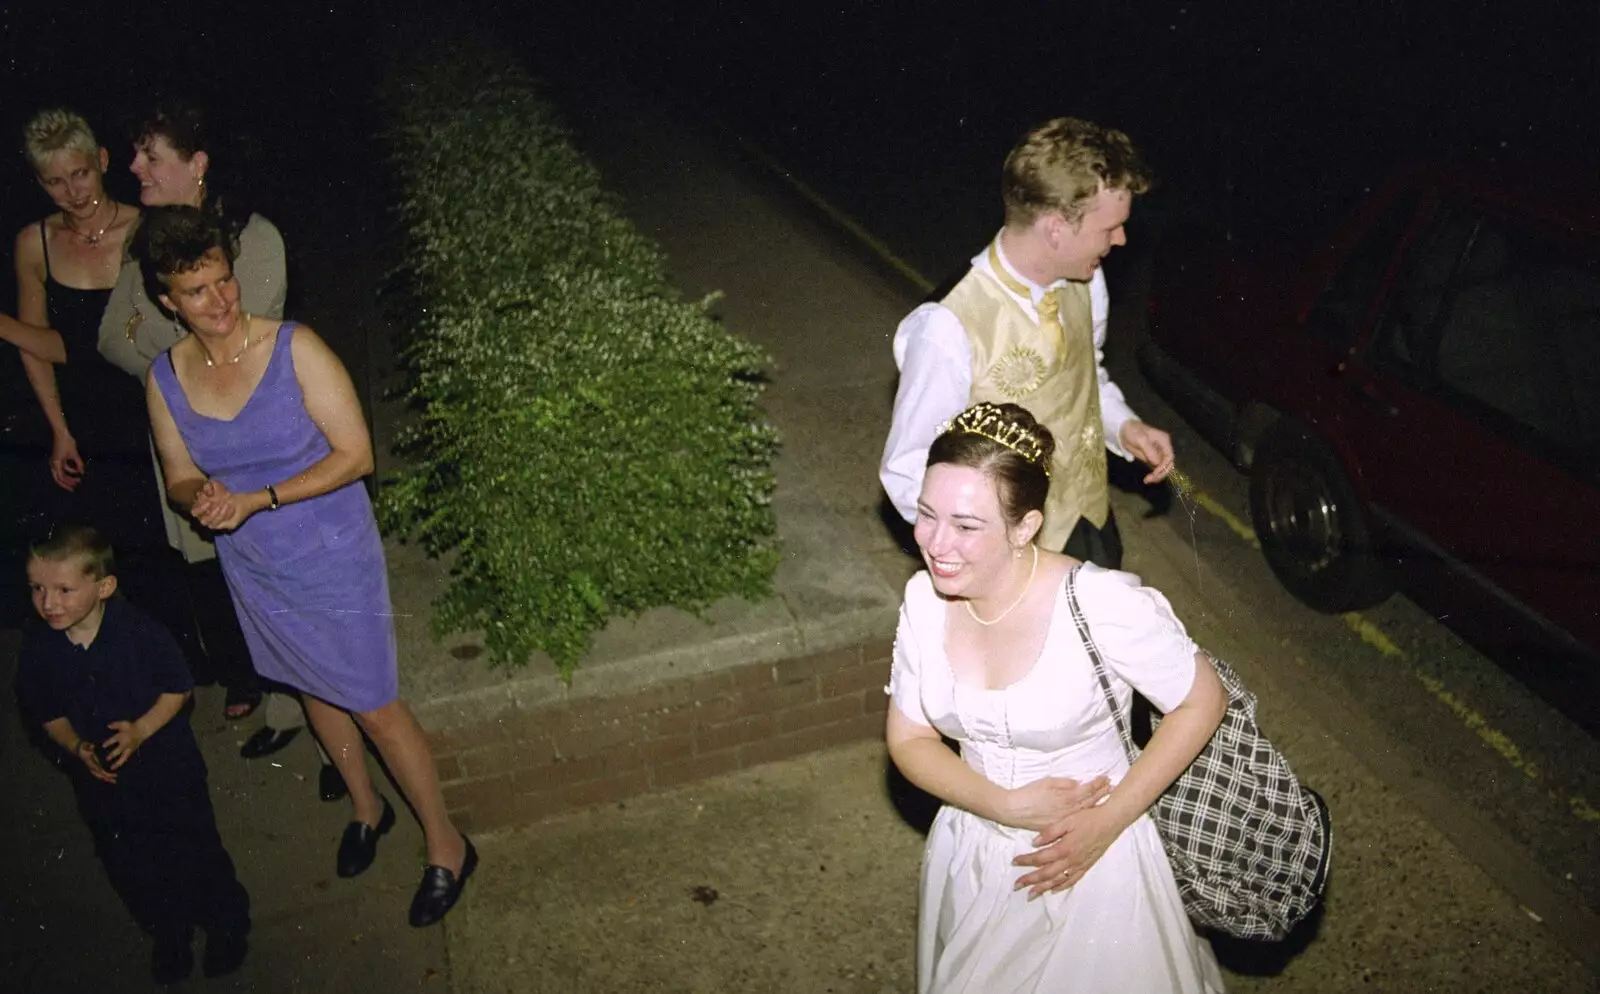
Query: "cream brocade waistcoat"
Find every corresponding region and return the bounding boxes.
[942,267,1108,548]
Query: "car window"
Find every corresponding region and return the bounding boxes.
[1303,192,1420,349]
[1535,265,1600,429]
[1385,210,1600,466]
[1376,207,1477,367]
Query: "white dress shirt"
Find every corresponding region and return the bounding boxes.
[879,237,1139,524]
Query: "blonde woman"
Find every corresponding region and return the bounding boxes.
[4,109,140,495]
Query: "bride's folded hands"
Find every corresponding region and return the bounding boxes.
[1012,801,1129,899]
[1002,774,1111,832]
[1013,650,1226,898]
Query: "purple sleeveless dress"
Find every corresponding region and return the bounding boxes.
[150,323,399,711]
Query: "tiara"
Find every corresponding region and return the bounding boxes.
[936,402,1051,476]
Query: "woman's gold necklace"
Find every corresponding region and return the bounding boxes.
[202,313,253,368]
[965,544,1039,626]
[64,200,117,247]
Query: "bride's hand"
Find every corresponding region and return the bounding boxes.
[1002,775,1111,832]
[1012,804,1126,899]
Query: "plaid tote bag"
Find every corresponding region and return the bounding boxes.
[1066,568,1332,940]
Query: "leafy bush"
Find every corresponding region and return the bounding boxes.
[376,41,780,677]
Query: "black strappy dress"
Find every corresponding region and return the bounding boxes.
[20,223,165,552]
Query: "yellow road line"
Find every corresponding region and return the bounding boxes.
[1340,570,1600,820]
[730,137,936,296]
[1170,470,1259,548]
[1340,612,1405,659]
[1569,795,1600,825]
[1413,671,1542,779]
[768,151,1598,831]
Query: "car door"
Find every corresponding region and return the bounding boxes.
[1257,187,1424,451]
[1337,197,1600,655]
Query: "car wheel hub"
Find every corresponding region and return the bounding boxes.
[1265,462,1342,575]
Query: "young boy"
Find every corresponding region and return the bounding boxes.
[17,525,251,983]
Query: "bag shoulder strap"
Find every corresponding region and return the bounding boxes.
[1065,565,1138,761]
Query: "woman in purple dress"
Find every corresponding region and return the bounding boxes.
[139,206,475,927]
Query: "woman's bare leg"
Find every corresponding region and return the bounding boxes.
[354,699,465,871]
[303,696,382,825]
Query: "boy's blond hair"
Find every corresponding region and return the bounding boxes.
[29,524,116,580]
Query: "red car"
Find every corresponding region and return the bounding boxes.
[1141,163,1600,681]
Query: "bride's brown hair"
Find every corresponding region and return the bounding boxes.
[927,402,1055,527]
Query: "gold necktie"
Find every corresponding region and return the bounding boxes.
[1034,287,1067,355]
[987,241,1065,355]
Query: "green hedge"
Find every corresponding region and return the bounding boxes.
[376,42,780,678]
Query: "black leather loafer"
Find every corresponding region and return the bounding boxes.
[408,836,478,927]
[201,929,249,978]
[319,763,349,802]
[335,797,395,878]
[239,726,300,760]
[151,927,194,985]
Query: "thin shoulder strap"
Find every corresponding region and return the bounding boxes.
[40,221,51,280]
[268,321,296,367]
[1065,566,1139,761]
[153,348,178,397]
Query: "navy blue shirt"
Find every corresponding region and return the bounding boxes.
[16,597,201,793]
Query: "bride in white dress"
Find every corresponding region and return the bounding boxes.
[886,402,1228,993]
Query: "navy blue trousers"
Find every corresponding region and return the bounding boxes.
[77,759,250,938]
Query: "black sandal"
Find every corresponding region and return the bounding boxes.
[223,685,262,721]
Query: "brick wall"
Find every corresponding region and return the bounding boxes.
[428,639,894,834]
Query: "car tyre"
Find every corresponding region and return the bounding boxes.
[1249,421,1393,613]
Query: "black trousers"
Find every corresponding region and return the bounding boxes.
[80,766,251,938]
[1062,508,1124,570]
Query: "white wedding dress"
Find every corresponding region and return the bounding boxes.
[889,564,1225,994]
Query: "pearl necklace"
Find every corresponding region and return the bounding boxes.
[202,314,253,367]
[65,200,117,247]
[964,545,1038,626]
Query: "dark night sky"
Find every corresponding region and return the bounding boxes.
[504,0,1599,272]
[3,1,1596,290]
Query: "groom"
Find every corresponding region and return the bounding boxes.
[879,117,1175,570]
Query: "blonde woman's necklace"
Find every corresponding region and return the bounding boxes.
[203,314,253,368]
[965,544,1038,626]
[64,200,117,247]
